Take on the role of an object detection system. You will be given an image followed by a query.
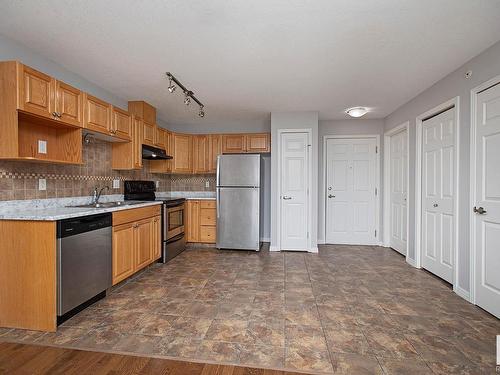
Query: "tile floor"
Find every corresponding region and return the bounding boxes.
[1,245,498,374]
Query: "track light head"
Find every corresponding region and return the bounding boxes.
[184,91,192,106]
[168,84,176,93]
[198,106,205,118]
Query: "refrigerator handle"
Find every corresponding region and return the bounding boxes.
[216,188,220,218]
[216,155,220,186]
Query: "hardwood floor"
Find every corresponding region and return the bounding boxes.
[0,342,305,375]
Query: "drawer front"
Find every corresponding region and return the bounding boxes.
[200,200,216,209]
[200,226,216,243]
[113,205,161,226]
[200,208,216,226]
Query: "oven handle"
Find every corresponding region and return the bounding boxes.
[166,233,185,244]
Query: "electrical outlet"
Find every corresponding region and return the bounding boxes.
[112,179,120,189]
[38,140,47,154]
[38,178,46,191]
[205,180,210,188]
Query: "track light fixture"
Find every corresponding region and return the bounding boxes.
[166,72,205,118]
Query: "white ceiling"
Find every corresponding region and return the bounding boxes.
[1,0,500,128]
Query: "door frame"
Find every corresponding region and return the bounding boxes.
[415,97,461,292]
[469,75,500,305]
[322,134,381,245]
[276,129,314,252]
[383,122,410,258]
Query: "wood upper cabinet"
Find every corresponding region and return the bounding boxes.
[186,200,200,242]
[128,101,156,124]
[170,133,192,173]
[208,134,222,173]
[222,133,270,154]
[17,64,55,119]
[112,222,136,285]
[135,218,153,270]
[155,127,168,150]
[193,135,209,173]
[111,106,132,140]
[222,134,246,153]
[55,81,83,127]
[83,93,112,134]
[133,117,143,169]
[142,121,156,146]
[111,115,141,170]
[246,133,270,153]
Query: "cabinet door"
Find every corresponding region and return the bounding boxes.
[246,133,270,153]
[55,81,83,127]
[155,127,167,150]
[193,135,209,173]
[143,121,156,146]
[222,134,246,153]
[186,200,200,242]
[152,215,161,261]
[171,133,193,173]
[83,93,112,134]
[135,218,153,271]
[18,64,55,119]
[112,223,136,285]
[112,107,132,140]
[209,134,222,172]
[133,117,143,169]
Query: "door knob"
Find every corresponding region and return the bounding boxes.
[433,203,438,208]
[473,206,487,215]
[328,194,335,198]
[282,196,292,200]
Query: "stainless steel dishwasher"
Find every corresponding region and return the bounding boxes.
[57,213,112,323]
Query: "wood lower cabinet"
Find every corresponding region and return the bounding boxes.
[112,205,161,285]
[186,199,216,244]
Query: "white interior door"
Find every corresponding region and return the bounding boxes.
[280,132,309,251]
[421,108,455,283]
[390,129,408,255]
[474,82,500,318]
[325,138,377,245]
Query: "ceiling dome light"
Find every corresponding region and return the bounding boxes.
[345,107,368,118]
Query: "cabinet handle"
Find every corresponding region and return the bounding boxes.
[56,112,62,118]
[52,111,58,118]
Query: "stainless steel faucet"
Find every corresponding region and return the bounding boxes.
[92,186,110,205]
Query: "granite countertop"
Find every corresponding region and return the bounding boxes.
[0,191,216,221]
[0,197,162,221]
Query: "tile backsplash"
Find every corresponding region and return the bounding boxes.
[0,139,216,201]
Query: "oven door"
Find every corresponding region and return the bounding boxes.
[165,203,185,240]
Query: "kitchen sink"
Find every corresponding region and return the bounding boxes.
[66,201,145,209]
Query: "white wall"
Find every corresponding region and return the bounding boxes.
[318,120,385,242]
[270,111,319,250]
[384,40,500,296]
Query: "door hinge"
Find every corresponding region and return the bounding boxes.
[375,146,378,154]
[307,232,309,239]
[375,188,377,196]
[374,230,377,237]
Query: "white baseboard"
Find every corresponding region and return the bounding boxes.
[454,285,471,303]
[269,246,280,252]
[406,257,419,268]
[260,237,270,243]
[309,247,319,253]
[317,239,325,245]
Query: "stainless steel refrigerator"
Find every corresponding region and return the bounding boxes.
[216,154,261,251]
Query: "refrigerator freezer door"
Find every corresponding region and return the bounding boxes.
[216,187,260,250]
[217,154,260,187]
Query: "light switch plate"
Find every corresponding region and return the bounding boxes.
[38,178,46,191]
[156,181,160,188]
[112,179,120,189]
[38,140,47,154]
